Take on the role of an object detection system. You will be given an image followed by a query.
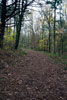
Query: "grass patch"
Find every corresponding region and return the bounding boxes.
[64,66,67,70]
[40,51,67,66]
[16,49,27,56]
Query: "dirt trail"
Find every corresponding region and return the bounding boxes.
[0,50,67,100]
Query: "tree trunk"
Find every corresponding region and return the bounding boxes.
[15,22,21,49]
[61,33,63,55]
[0,0,6,48]
[15,14,23,49]
[54,9,56,54]
[48,20,51,53]
[15,30,20,49]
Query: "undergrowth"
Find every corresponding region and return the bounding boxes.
[40,51,67,69]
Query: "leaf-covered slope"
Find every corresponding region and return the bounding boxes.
[0,49,67,100]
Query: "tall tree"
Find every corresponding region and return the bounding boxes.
[0,0,34,49]
[0,0,17,48]
[46,0,62,54]
[15,0,34,49]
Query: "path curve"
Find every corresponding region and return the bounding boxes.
[0,49,67,100]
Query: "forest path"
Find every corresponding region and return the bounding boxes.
[0,49,67,100]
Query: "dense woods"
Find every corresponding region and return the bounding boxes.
[0,0,67,54]
[0,0,67,99]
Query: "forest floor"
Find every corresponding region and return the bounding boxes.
[0,49,67,100]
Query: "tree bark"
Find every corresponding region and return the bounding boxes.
[15,13,23,49]
[61,33,63,55]
[0,0,17,48]
[0,0,6,48]
[48,17,51,53]
[54,8,56,54]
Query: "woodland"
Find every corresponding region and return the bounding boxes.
[0,0,67,100]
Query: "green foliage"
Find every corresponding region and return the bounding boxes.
[40,51,67,66]
[50,53,67,66]
[39,38,48,51]
[4,26,16,49]
[56,32,67,54]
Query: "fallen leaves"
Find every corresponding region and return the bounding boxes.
[0,49,67,100]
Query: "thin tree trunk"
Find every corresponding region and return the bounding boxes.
[60,4,63,55]
[61,33,63,55]
[48,20,51,53]
[54,9,56,54]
